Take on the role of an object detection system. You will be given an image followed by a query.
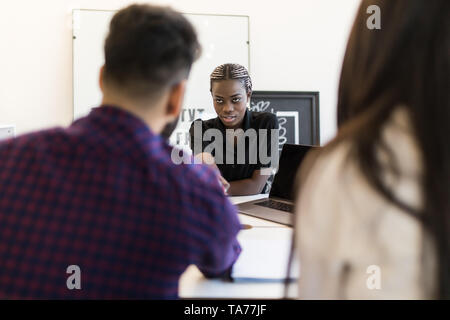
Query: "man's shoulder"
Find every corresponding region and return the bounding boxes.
[0,127,69,154]
[168,154,220,193]
[0,124,105,170]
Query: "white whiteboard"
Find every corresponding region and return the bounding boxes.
[73,9,249,148]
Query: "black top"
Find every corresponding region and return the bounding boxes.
[189,109,279,188]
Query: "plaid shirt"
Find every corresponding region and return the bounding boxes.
[0,106,241,299]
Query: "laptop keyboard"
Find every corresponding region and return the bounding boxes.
[254,199,294,213]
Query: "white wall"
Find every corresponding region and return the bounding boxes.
[0,0,360,144]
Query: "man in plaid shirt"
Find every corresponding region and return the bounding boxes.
[0,4,241,299]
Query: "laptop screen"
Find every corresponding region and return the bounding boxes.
[269,144,313,200]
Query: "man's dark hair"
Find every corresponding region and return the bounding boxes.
[103,4,201,98]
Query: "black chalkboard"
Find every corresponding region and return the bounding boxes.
[250,91,320,151]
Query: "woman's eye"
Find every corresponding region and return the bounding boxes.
[215,99,223,104]
[232,98,241,103]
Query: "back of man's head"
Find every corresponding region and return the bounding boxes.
[103,4,200,100]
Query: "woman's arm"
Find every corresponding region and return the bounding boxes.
[227,169,269,196]
[195,152,268,196]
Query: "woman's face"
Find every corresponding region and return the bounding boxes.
[211,79,251,129]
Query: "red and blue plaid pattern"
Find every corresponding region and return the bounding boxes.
[0,105,241,299]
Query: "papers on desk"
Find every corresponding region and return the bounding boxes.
[231,227,300,281]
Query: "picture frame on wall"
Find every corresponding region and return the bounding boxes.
[250,91,320,150]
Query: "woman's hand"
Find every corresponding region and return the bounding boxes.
[218,175,230,194]
[194,152,216,167]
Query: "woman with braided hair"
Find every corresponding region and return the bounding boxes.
[189,63,279,196]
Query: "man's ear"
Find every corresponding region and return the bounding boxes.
[99,65,105,93]
[166,80,186,118]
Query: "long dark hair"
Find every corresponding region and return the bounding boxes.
[333,0,449,298]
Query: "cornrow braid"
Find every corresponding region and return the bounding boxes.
[210,63,252,94]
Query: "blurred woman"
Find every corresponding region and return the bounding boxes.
[295,0,449,299]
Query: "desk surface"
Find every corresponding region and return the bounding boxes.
[179,194,298,299]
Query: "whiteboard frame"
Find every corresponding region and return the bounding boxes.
[72,9,251,123]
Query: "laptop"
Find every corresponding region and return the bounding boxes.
[237,144,315,226]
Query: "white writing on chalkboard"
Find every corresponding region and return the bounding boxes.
[250,101,289,151]
[277,117,288,146]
